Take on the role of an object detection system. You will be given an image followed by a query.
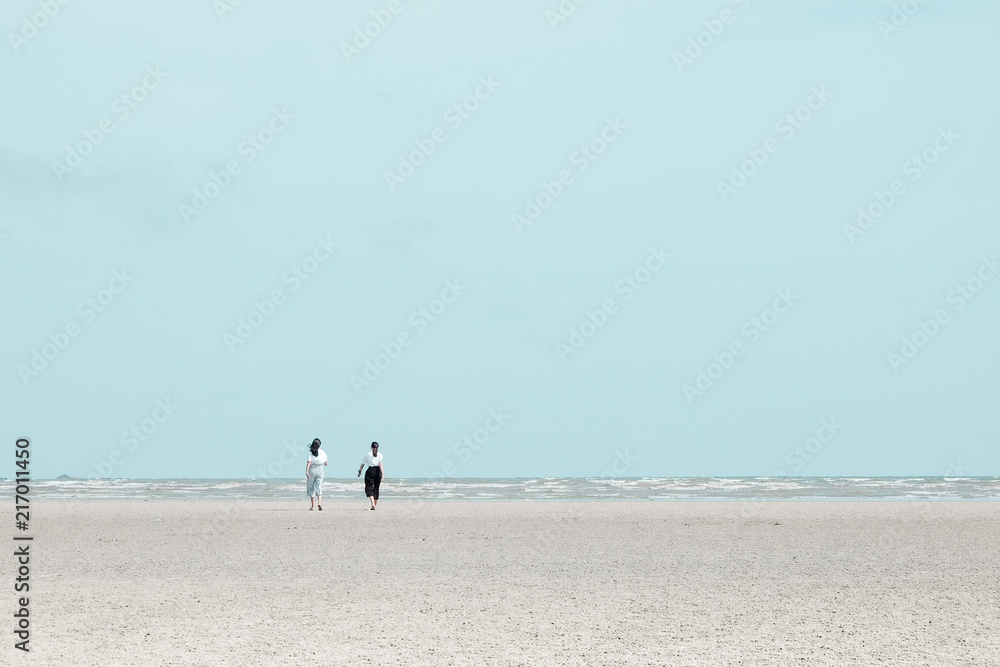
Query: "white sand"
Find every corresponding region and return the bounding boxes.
[6,500,999,666]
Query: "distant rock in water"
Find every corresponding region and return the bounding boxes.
[55,474,79,480]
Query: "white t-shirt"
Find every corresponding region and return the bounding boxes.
[361,452,382,468]
[308,449,328,466]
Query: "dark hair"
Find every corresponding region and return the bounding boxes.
[310,439,321,457]
[371,441,379,449]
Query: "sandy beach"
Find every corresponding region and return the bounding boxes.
[7,500,999,666]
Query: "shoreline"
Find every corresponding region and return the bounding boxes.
[7,476,1000,503]
[21,496,1000,502]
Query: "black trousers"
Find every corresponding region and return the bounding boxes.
[364,466,382,499]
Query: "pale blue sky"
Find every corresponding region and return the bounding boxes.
[2,0,998,479]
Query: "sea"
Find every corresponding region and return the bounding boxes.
[3,477,999,501]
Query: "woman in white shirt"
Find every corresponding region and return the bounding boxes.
[305,438,328,510]
[357,441,384,510]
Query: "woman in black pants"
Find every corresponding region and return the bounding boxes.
[357,441,384,510]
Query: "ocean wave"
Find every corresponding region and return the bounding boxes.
[2,477,998,501]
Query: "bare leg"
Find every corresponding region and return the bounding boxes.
[318,496,322,510]
[310,497,314,510]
